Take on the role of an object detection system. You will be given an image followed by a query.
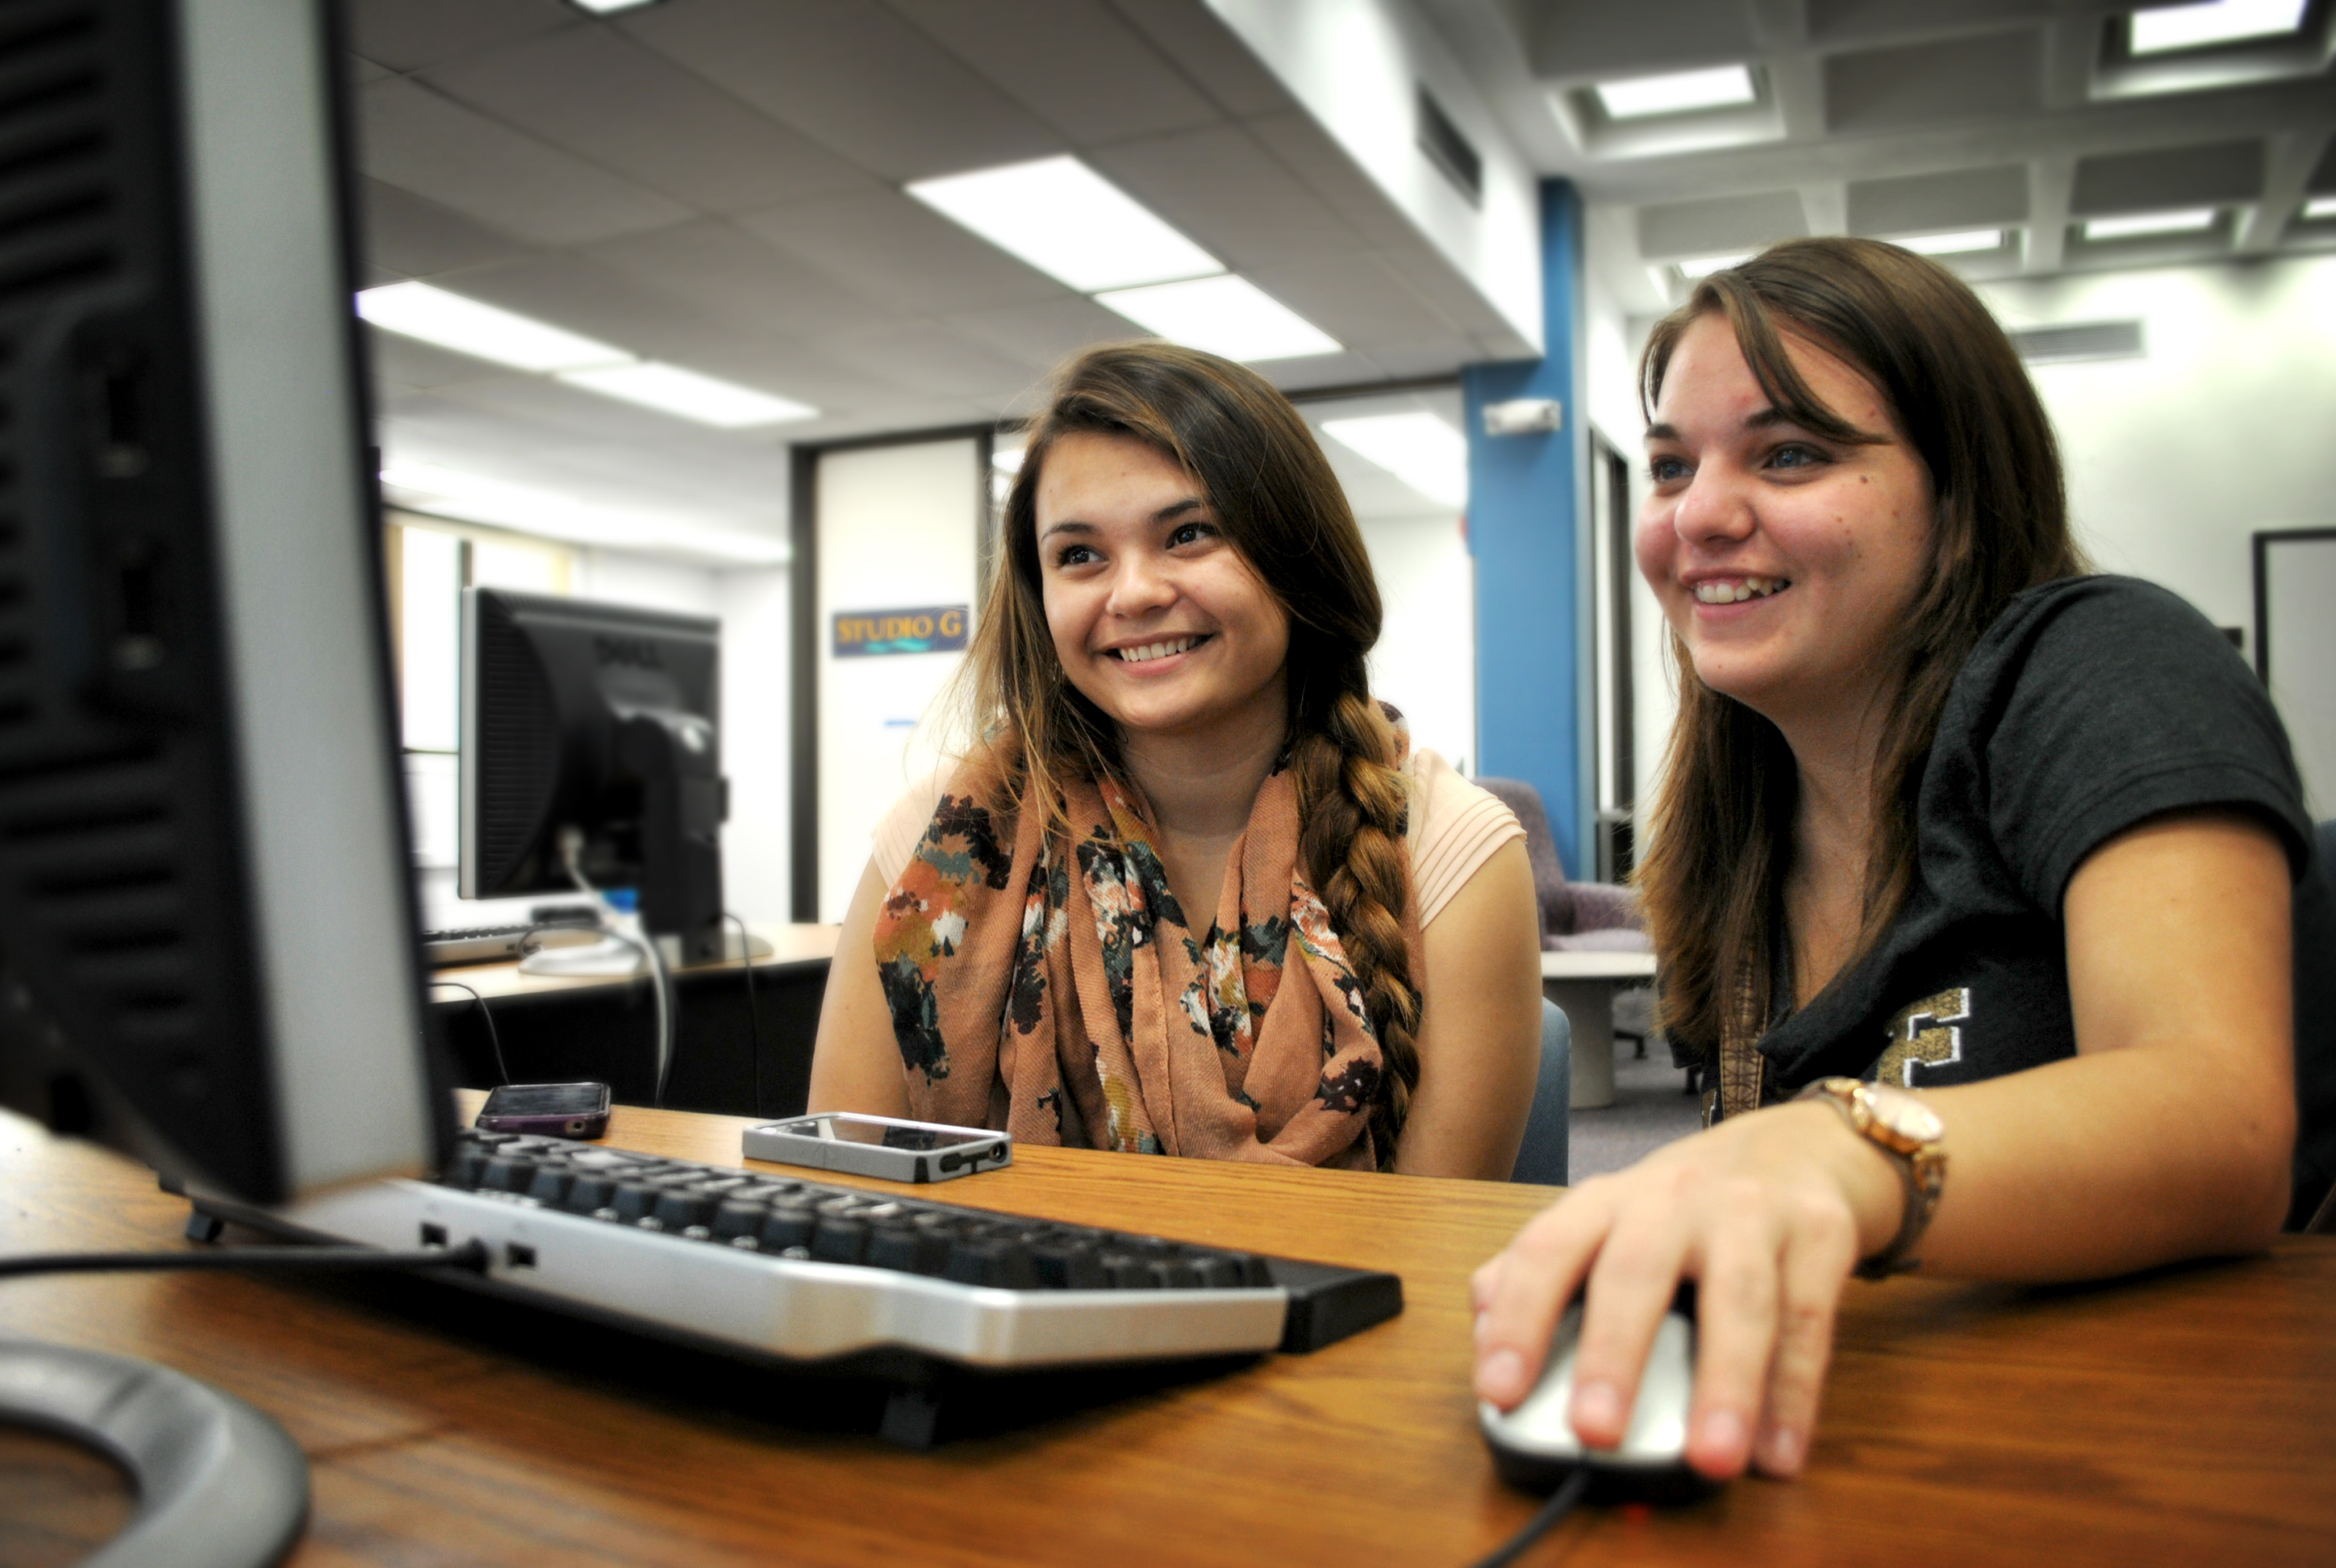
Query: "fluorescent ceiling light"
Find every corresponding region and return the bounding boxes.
[380,463,789,565]
[1675,253,1752,278]
[1320,412,1467,510]
[1595,65,1757,120]
[357,282,628,373]
[2304,194,2336,220]
[1093,274,1341,362]
[2082,207,2218,240]
[1894,229,2007,255]
[907,155,1222,293]
[991,446,1025,475]
[556,362,816,427]
[2128,0,2306,55]
[569,0,660,12]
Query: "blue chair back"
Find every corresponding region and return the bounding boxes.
[1510,999,1570,1186]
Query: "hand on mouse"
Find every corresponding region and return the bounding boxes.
[1470,1100,1904,1480]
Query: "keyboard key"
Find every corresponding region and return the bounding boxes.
[945,1236,1038,1290]
[481,1157,532,1194]
[654,1190,719,1230]
[564,1175,616,1215]
[1030,1241,1108,1290]
[609,1182,661,1223]
[866,1224,945,1275]
[526,1167,572,1204]
[811,1217,868,1264]
[711,1199,766,1240]
[757,1207,816,1250]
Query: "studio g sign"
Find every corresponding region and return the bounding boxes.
[832,606,970,657]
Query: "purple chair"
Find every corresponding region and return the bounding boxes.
[1475,778,1649,953]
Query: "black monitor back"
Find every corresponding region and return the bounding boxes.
[460,588,727,962]
[0,0,440,1203]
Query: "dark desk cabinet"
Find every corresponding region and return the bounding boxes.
[432,957,830,1119]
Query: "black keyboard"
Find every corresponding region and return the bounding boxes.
[201,1129,1404,1376]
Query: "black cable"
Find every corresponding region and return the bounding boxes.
[726,911,763,1116]
[1463,1469,1591,1568]
[0,1241,491,1282]
[428,979,509,1086]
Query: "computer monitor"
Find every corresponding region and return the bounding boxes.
[0,0,440,1206]
[458,589,728,964]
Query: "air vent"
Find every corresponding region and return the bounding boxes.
[2008,320,2144,364]
[1416,86,1482,207]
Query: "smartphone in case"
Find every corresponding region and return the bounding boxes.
[741,1113,1012,1184]
[476,1081,612,1139]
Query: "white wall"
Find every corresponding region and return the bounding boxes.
[816,439,983,923]
[1974,256,2336,637]
[1358,513,1476,770]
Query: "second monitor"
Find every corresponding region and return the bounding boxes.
[459,588,728,964]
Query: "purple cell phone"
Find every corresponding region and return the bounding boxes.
[475,1082,611,1139]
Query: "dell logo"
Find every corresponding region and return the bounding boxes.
[594,636,663,669]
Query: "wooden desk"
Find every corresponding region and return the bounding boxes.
[3,1103,2334,1566]
[429,924,841,1117]
[1541,949,1659,1109]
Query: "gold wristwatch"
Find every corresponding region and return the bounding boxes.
[1796,1077,1947,1280]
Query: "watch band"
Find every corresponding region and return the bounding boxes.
[1796,1077,1947,1280]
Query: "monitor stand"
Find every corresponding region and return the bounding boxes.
[0,1338,308,1568]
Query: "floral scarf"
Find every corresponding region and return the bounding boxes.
[872,757,1413,1168]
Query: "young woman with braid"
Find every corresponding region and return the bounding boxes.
[807,343,1545,1177]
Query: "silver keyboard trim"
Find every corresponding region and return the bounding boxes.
[276,1179,1293,1369]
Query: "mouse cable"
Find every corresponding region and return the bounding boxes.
[1463,1468,1591,1568]
[557,829,676,1107]
[427,979,509,1086]
[725,911,763,1116]
[0,1241,491,1282]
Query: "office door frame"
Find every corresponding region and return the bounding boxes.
[788,422,995,922]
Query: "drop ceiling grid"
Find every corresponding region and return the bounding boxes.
[353,0,1511,528]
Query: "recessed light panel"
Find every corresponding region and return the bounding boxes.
[2304,195,2336,220]
[380,464,790,564]
[1894,229,2007,255]
[1675,253,1753,279]
[1320,413,1467,509]
[1595,65,1757,121]
[556,362,817,427]
[2082,208,2218,240]
[567,0,661,13]
[907,155,1223,294]
[2128,0,2307,56]
[357,282,628,373]
[1093,275,1341,362]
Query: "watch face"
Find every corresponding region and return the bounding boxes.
[1868,1086,1944,1144]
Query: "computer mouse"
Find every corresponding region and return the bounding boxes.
[1477,1295,1718,1503]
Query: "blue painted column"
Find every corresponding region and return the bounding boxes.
[1464,178,1594,878]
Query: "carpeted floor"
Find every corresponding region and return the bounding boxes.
[1567,1034,1705,1182]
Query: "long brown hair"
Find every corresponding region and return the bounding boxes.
[1634,237,2089,1078]
[953,342,1422,1161]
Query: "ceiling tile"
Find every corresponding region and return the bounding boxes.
[889,0,1223,144]
[582,219,899,340]
[1637,190,1809,256]
[2312,137,2336,194]
[1823,29,2044,135]
[360,77,694,246]
[432,252,761,365]
[938,296,1145,372]
[802,321,1045,399]
[1804,0,2054,48]
[2070,139,2267,215]
[1523,0,1759,80]
[419,27,874,215]
[620,0,1062,181]
[347,0,577,73]
[1106,0,1294,119]
[1241,252,1463,349]
[1087,123,1362,271]
[1847,164,2029,235]
[360,177,537,279]
[736,188,1074,315]
[347,53,392,85]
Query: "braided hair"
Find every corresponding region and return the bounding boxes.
[953,342,1423,1164]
